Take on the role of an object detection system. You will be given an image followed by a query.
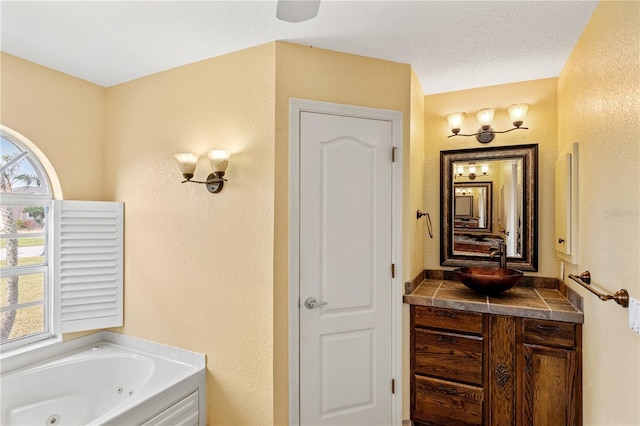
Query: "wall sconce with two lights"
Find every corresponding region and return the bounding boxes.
[447,103,530,143]
[174,150,231,193]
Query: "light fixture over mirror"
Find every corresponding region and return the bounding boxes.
[447,103,530,143]
[455,164,489,180]
[174,150,231,193]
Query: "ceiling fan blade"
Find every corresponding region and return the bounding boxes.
[276,0,321,23]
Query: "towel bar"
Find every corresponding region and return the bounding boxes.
[568,271,629,308]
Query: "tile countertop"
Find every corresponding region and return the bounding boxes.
[404,279,584,324]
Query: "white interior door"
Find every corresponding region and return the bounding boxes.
[298,110,394,425]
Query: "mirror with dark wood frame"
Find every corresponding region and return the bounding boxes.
[454,182,492,233]
[441,144,538,271]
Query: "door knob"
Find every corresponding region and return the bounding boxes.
[304,297,327,309]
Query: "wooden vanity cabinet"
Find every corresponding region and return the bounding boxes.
[410,306,582,426]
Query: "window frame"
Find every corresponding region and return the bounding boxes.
[1,127,123,356]
[1,131,54,352]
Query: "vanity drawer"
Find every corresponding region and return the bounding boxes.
[522,318,576,349]
[414,329,484,385]
[413,375,484,426]
[413,306,484,335]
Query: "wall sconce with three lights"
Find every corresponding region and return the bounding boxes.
[174,150,231,193]
[447,103,530,143]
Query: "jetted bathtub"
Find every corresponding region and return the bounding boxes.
[0,333,206,426]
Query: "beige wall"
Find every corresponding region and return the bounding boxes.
[0,53,105,201]
[104,43,277,425]
[273,41,416,424]
[409,70,426,287]
[424,78,559,278]
[558,2,640,424]
[402,70,426,418]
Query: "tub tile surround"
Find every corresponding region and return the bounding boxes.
[0,331,205,374]
[404,270,583,323]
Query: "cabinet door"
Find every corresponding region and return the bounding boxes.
[555,152,572,255]
[520,344,580,426]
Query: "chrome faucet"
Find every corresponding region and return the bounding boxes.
[490,239,507,269]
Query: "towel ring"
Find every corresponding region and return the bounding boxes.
[417,210,434,239]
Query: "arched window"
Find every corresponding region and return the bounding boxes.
[1,126,123,353]
[1,128,53,349]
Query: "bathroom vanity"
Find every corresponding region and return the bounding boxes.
[405,274,583,425]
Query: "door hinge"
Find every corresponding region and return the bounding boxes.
[391,146,397,163]
[391,263,395,278]
[392,378,396,394]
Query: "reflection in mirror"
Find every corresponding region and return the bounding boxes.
[454,182,492,233]
[441,144,538,271]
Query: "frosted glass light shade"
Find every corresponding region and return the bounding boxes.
[207,150,230,173]
[476,108,495,129]
[481,165,489,174]
[174,153,199,177]
[507,103,530,127]
[447,112,466,134]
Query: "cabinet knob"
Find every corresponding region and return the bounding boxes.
[537,324,560,332]
[558,238,565,244]
[438,335,458,344]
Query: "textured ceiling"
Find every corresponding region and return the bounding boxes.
[0,1,598,95]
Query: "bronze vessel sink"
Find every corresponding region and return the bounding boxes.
[454,266,524,295]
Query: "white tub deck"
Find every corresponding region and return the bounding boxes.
[0,332,206,426]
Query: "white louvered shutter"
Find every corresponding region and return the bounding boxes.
[52,200,124,333]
